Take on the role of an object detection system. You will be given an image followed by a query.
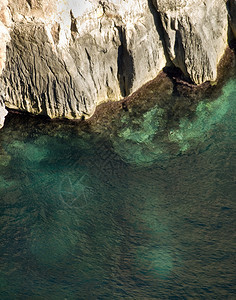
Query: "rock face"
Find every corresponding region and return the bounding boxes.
[0,0,11,125]
[152,0,228,84]
[0,0,166,120]
[0,0,234,125]
[0,98,7,129]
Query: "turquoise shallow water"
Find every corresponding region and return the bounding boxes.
[0,77,235,299]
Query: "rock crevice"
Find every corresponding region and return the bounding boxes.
[0,0,234,127]
[152,0,229,84]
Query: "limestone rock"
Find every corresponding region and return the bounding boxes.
[0,99,7,129]
[0,0,233,124]
[0,78,7,128]
[0,0,11,126]
[0,0,166,120]
[152,0,228,84]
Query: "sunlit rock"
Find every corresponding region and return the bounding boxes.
[0,0,233,124]
[152,0,228,84]
[0,99,7,129]
[0,0,166,120]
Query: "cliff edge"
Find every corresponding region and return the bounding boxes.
[0,0,235,127]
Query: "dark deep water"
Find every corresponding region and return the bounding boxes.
[0,77,235,299]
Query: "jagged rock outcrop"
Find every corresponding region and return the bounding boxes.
[0,0,234,126]
[0,0,11,126]
[0,98,7,129]
[152,0,228,84]
[0,0,166,121]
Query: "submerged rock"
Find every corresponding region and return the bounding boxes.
[111,77,235,166]
[0,0,234,124]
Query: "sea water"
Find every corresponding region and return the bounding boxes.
[0,77,235,299]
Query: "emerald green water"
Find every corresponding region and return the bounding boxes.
[0,78,235,299]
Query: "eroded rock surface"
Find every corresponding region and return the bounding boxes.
[0,0,11,125]
[152,0,228,84]
[0,0,166,120]
[0,0,234,125]
[0,98,7,128]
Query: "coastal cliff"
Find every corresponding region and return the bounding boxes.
[153,0,228,84]
[0,0,235,127]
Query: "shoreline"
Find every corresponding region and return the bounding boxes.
[5,46,235,132]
